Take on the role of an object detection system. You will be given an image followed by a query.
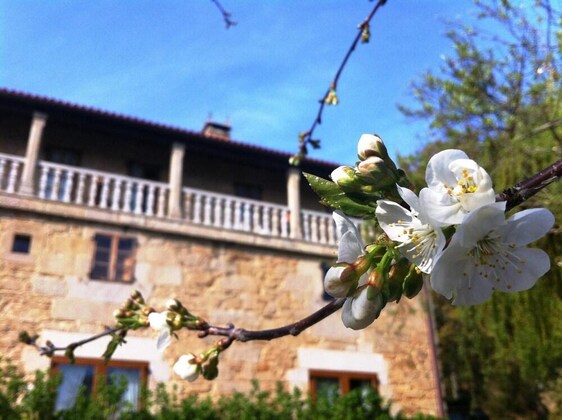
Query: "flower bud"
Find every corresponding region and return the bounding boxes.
[387,258,410,302]
[357,157,397,188]
[324,266,353,298]
[357,134,388,161]
[403,266,424,299]
[166,299,182,311]
[331,166,361,189]
[113,308,127,319]
[173,354,200,382]
[342,286,385,330]
[130,289,144,304]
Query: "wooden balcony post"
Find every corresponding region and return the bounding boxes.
[167,142,185,218]
[20,112,48,195]
[286,167,302,239]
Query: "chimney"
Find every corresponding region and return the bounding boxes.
[202,120,231,140]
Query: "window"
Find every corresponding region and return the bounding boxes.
[51,356,148,411]
[90,234,137,282]
[310,370,379,402]
[11,234,31,254]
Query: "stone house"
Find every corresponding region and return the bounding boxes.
[0,88,442,416]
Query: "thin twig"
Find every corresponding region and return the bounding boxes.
[210,0,236,28]
[294,0,388,163]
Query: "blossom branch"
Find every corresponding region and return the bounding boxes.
[195,298,345,343]
[19,326,125,357]
[292,0,388,164]
[496,158,562,211]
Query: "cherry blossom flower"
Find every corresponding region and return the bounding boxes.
[173,354,199,382]
[148,311,172,352]
[430,202,554,305]
[376,186,445,273]
[419,149,495,226]
[323,212,366,298]
[323,212,384,329]
[341,286,385,330]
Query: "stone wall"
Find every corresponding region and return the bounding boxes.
[0,208,441,416]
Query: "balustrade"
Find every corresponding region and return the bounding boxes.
[0,152,357,247]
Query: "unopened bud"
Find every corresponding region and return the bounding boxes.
[113,309,127,319]
[357,134,388,161]
[367,270,384,292]
[357,157,397,188]
[331,166,361,189]
[325,88,339,106]
[166,299,182,311]
[131,289,144,304]
[340,255,371,284]
[387,258,410,302]
[403,266,424,299]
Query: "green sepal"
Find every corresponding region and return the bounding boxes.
[202,356,219,380]
[303,173,377,218]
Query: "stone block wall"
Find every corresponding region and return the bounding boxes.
[0,208,441,416]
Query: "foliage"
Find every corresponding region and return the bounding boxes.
[0,360,436,420]
[398,0,562,417]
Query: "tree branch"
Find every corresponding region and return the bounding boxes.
[294,0,388,163]
[210,0,236,28]
[496,158,562,211]
[195,298,345,343]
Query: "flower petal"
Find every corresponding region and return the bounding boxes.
[156,328,172,352]
[454,202,506,248]
[324,266,350,298]
[375,200,417,241]
[338,231,363,263]
[500,208,555,247]
[341,288,383,330]
[419,188,462,226]
[492,248,550,293]
[148,312,168,331]
[425,149,468,189]
[173,354,199,382]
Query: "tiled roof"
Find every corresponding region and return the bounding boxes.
[0,87,338,169]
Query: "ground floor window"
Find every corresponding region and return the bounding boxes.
[51,356,148,411]
[309,370,379,402]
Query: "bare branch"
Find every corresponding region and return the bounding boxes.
[293,0,388,164]
[210,0,236,28]
[195,298,345,342]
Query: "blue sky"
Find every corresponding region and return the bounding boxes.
[1,0,477,165]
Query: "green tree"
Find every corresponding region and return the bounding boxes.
[398,0,562,417]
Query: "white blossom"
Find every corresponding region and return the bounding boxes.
[376,186,445,273]
[430,202,554,305]
[341,286,385,330]
[357,133,388,160]
[323,212,382,329]
[148,311,172,352]
[323,212,367,298]
[419,149,495,226]
[173,354,199,382]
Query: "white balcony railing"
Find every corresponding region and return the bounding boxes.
[35,160,170,217]
[0,152,352,245]
[0,153,25,193]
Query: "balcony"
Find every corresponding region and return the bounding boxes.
[0,152,353,255]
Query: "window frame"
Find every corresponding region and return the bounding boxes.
[90,233,137,283]
[50,356,149,409]
[309,369,379,398]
